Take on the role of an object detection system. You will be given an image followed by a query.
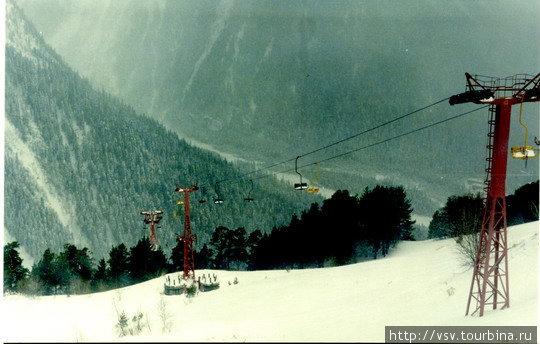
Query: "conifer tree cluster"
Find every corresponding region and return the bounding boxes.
[3,237,169,295]
[251,186,415,269]
[192,186,416,270]
[428,180,539,239]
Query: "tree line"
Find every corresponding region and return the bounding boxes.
[4,237,170,295]
[5,185,414,294]
[172,186,415,271]
[6,181,537,295]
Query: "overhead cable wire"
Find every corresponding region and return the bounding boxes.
[296,96,450,159]
[201,96,450,187]
[243,105,489,183]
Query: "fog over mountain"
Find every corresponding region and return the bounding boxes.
[5,2,320,261]
[11,1,540,216]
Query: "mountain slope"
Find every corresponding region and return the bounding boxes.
[4,2,320,261]
[16,0,540,214]
[2,221,537,342]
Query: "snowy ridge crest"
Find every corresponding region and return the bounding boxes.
[6,1,63,67]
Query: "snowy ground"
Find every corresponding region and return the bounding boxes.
[2,222,538,342]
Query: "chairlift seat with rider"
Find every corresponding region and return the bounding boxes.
[306,163,320,194]
[511,146,536,159]
[214,182,224,204]
[294,182,308,190]
[511,95,538,160]
[293,156,309,191]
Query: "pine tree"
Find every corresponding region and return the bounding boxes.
[246,229,262,270]
[56,244,94,294]
[3,241,29,292]
[228,227,248,270]
[92,258,108,291]
[170,239,184,272]
[428,209,449,239]
[428,193,484,238]
[32,248,66,295]
[128,237,168,282]
[358,185,415,258]
[209,226,231,269]
[107,243,130,287]
[195,244,213,269]
[58,244,94,281]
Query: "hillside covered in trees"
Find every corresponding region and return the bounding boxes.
[4,3,319,262]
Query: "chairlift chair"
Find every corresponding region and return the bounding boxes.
[511,96,537,160]
[214,182,224,204]
[293,156,308,190]
[244,179,255,202]
[511,146,536,159]
[198,186,207,203]
[307,163,320,194]
[172,199,182,219]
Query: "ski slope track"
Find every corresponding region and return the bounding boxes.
[2,222,538,342]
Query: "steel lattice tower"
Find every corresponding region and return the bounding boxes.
[450,73,540,316]
[175,185,199,280]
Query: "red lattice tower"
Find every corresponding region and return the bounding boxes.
[450,72,540,316]
[174,185,199,280]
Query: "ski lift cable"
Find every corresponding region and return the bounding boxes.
[296,96,451,159]
[199,96,450,187]
[245,105,489,183]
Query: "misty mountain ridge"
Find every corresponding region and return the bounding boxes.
[4,2,320,262]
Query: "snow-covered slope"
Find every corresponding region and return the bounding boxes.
[2,222,538,342]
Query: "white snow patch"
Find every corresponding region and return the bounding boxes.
[183,137,252,164]
[2,222,537,342]
[225,64,235,93]
[4,119,89,248]
[255,37,275,74]
[262,37,274,61]
[181,0,234,101]
[233,22,246,61]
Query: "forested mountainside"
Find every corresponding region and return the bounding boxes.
[4,3,319,262]
[17,0,540,215]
